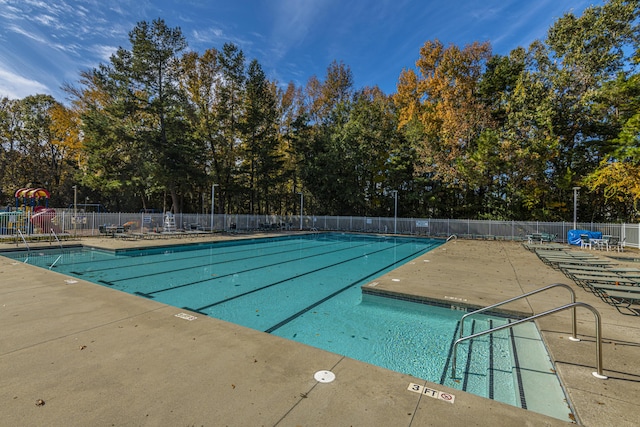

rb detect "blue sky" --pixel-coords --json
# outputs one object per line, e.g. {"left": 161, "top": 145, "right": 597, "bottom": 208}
{"left": 0, "top": 0, "right": 594, "bottom": 103}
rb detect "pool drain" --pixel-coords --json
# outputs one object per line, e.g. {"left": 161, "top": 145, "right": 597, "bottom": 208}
{"left": 314, "top": 370, "right": 335, "bottom": 383}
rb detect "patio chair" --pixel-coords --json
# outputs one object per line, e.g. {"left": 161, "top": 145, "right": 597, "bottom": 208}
{"left": 540, "top": 233, "right": 557, "bottom": 243}
{"left": 608, "top": 236, "right": 625, "bottom": 252}
{"left": 593, "top": 235, "right": 609, "bottom": 251}
{"left": 580, "top": 234, "right": 592, "bottom": 249}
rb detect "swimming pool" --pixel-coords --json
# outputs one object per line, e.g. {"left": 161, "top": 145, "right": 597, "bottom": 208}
{"left": 1, "top": 233, "right": 572, "bottom": 421}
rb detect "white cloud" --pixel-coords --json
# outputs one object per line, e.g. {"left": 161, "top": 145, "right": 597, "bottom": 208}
{"left": 33, "top": 13, "right": 63, "bottom": 29}
{"left": 92, "top": 44, "right": 119, "bottom": 62}
{"left": 192, "top": 28, "right": 224, "bottom": 44}
{"left": 6, "top": 24, "right": 48, "bottom": 44}
{"left": 0, "top": 67, "right": 49, "bottom": 99}
{"left": 0, "top": 3, "right": 22, "bottom": 20}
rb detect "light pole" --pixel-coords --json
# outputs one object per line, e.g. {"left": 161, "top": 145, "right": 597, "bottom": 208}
{"left": 572, "top": 186, "right": 581, "bottom": 230}
{"left": 72, "top": 185, "right": 77, "bottom": 236}
{"left": 391, "top": 190, "right": 398, "bottom": 234}
{"left": 211, "top": 183, "right": 218, "bottom": 232}
{"left": 298, "top": 192, "right": 304, "bottom": 230}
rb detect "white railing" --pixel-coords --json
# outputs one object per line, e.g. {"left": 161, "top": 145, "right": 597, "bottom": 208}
{"left": 1, "top": 210, "right": 638, "bottom": 249}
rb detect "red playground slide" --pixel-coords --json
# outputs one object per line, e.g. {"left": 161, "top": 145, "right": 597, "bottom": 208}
{"left": 31, "top": 206, "right": 61, "bottom": 233}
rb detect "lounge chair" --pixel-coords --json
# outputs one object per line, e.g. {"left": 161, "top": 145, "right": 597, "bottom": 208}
{"left": 536, "top": 250, "right": 615, "bottom": 269}
{"left": 592, "top": 286, "right": 640, "bottom": 315}
{"left": 570, "top": 274, "right": 638, "bottom": 289}
{"left": 563, "top": 268, "right": 623, "bottom": 280}
{"left": 558, "top": 264, "right": 639, "bottom": 273}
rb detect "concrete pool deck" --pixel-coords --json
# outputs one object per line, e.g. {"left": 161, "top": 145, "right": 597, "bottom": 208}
{"left": 1, "top": 234, "right": 639, "bottom": 426}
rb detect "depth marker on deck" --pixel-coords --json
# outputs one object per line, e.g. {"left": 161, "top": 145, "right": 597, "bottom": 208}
{"left": 407, "top": 383, "right": 455, "bottom": 403}
{"left": 175, "top": 312, "right": 197, "bottom": 321}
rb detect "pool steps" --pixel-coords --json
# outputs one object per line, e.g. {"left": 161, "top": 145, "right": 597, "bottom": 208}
{"left": 512, "top": 322, "right": 572, "bottom": 420}
{"left": 441, "top": 289, "right": 608, "bottom": 423}
{"left": 441, "top": 318, "right": 573, "bottom": 422}
{"left": 491, "top": 321, "right": 519, "bottom": 406}
{"left": 442, "top": 317, "right": 519, "bottom": 407}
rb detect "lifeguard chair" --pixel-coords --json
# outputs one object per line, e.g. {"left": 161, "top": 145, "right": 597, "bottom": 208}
{"left": 163, "top": 212, "right": 176, "bottom": 232}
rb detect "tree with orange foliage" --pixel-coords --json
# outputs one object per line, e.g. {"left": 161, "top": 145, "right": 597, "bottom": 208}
{"left": 395, "top": 40, "right": 493, "bottom": 184}
{"left": 49, "top": 103, "right": 83, "bottom": 171}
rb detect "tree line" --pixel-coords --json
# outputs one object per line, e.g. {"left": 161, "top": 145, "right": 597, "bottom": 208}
{"left": 1, "top": 0, "right": 638, "bottom": 221}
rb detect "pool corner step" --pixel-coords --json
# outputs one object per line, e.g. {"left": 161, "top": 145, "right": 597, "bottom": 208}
{"left": 510, "top": 322, "right": 573, "bottom": 422}
{"left": 441, "top": 318, "right": 518, "bottom": 406}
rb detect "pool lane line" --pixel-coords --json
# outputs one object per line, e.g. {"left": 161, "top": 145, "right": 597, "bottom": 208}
{"left": 489, "top": 319, "right": 495, "bottom": 400}
{"left": 64, "top": 238, "right": 334, "bottom": 274}
{"left": 123, "top": 240, "right": 378, "bottom": 294}
{"left": 261, "top": 244, "right": 433, "bottom": 333}
{"left": 12, "top": 235, "right": 433, "bottom": 275}
{"left": 462, "top": 320, "right": 476, "bottom": 392}
{"left": 255, "top": 244, "right": 436, "bottom": 333}
{"left": 185, "top": 241, "right": 441, "bottom": 313}
{"left": 191, "top": 239, "right": 440, "bottom": 302}
{"left": 96, "top": 238, "right": 324, "bottom": 268}
{"left": 136, "top": 240, "right": 390, "bottom": 298}
{"left": 64, "top": 233, "right": 385, "bottom": 271}
{"left": 73, "top": 239, "right": 350, "bottom": 281}
{"left": 439, "top": 321, "right": 462, "bottom": 385}
{"left": 509, "top": 323, "right": 527, "bottom": 410}
{"left": 38, "top": 234, "right": 430, "bottom": 273}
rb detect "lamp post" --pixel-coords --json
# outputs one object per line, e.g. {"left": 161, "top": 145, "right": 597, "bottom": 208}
{"left": 72, "top": 185, "right": 77, "bottom": 236}
{"left": 572, "top": 186, "right": 581, "bottom": 230}
{"left": 211, "top": 183, "right": 218, "bottom": 232}
{"left": 298, "top": 192, "right": 304, "bottom": 230}
{"left": 391, "top": 190, "right": 398, "bottom": 234}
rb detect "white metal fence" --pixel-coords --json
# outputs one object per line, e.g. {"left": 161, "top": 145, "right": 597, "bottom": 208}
{"left": 1, "top": 209, "right": 639, "bottom": 249}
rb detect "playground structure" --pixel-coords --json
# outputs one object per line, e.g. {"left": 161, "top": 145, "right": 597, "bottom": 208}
{"left": 0, "top": 188, "right": 60, "bottom": 235}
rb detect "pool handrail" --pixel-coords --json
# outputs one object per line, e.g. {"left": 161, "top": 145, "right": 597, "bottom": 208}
{"left": 49, "top": 254, "right": 62, "bottom": 270}
{"left": 451, "top": 301, "right": 607, "bottom": 379}
{"left": 17, "top": 229, "right": 30, "bottom": 262}
{"left": 459, "top": 283, "right": 578, "bottom": 341}
{"left": 48, "top": 228, "right": 64, "bottom": 269}
{"left": 50, "top": 228, "right": 63, "bottom": 250}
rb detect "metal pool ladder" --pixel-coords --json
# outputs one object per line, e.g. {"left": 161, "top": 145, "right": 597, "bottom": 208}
{"left": 451, "top": 283, "right": 607, "bottom": 380}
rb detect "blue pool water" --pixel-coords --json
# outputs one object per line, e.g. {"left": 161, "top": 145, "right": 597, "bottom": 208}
{"left": 1, "top": 233, "right": 572, "bottom": 421}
